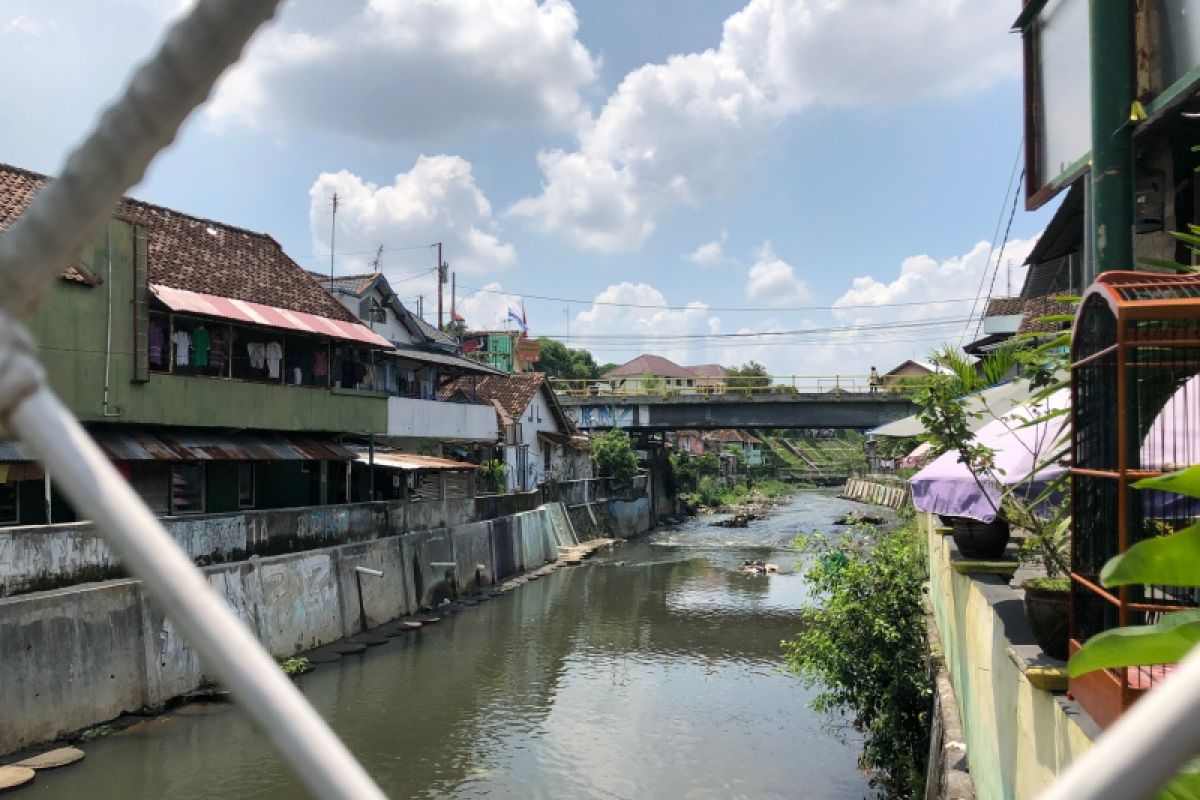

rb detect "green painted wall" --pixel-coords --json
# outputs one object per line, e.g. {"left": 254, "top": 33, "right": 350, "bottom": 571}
{"left": 26, "top": 220, "right": 386, "bottom": 435}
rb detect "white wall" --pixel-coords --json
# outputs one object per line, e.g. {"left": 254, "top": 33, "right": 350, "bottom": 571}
{"left": 502, "top": 388, "right": 579, "bottom": 491}
{"left": 386, "top": 396, "right": 497, "bottom": 443}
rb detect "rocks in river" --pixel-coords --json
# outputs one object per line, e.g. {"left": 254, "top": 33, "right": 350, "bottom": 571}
{"left": 715, "top": 512, "right": 765, "bottom": 528}
{"left": 833, "top": 511, "right": 885, "bottom": 526}
{"left": 738, "top": 559, "right": 779, "bottom": 575}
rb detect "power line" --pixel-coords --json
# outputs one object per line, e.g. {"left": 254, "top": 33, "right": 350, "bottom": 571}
{"left": 973, "top": 169, "right": 1025, "bottom": 341}
{"left": 293, "top": 243, "right": 437, "bottom": 261}
{"left": 961, "top": 138, "right": 1024, "bottom": 344}
{"left": 546, "top": 314, "right": 971, "bottom": 342}
{"left": 456, "top": 282, "right": 977, "bottom": 313}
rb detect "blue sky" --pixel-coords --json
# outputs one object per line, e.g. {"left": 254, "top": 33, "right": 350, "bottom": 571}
{"left": 0, "top": 0, "right": 1060, "bottom": 376}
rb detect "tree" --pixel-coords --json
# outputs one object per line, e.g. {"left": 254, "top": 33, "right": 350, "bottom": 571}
{"left": 591, "top": 429, "right": 639, "bottom": 481}
{"left": 598, "top": 362, "right": 619, "bottom": 375}
{"left": 640, "top": 372, "right": 663, "bottom": 390}
{"left": 726, "top": 361, "right": 770, "bottom": 391}
{"left": 535, "top": 338, "right": 601, "bottom": 380}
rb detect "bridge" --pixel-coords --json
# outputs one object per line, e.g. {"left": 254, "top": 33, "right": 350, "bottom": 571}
{"left": 553, "top": 376, "right": 920, "bottom": 432}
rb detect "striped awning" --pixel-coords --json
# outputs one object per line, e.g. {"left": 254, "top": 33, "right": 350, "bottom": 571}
{"left": 150, "top": 283, "right": 392, "bottom": 348}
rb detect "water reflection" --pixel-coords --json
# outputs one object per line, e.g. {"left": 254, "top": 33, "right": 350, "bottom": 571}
{"left": 30, "top": 491, "right": 881, "bottom": 800}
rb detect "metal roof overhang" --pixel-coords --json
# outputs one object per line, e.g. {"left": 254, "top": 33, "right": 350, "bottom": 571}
{"left": 149, "top": 284, "right": 393, "bottom": 348}
{"left": 351, "top": 449, "right": 479, "bottom": 471}
{"left": 389, "top": 346, "right": 505, "bottom": 375}
{"left": 91, "top": 428, "right": 356, "bottom": 461}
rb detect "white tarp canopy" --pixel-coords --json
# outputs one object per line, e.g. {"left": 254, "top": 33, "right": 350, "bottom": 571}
{"left": 871, "top": 379, "right": 1037, "bottom": 438}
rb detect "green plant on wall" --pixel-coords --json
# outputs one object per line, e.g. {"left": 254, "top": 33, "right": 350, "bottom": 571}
{"left": 591, "top": 428, "right": 639, "bottom": 481}
{"left": 479, "top": 459, "right": 508, "bottom": 493}
{"left": 783, "top": 525, "right": 932, "bottom": 798}
{"left": 1069, "top": 464, "right": 1200, "bottom": 798}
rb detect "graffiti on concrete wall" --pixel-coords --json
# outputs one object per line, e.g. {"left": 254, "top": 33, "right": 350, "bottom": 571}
{"left": 567, "top": 404, "right": 636, "bottom": 429}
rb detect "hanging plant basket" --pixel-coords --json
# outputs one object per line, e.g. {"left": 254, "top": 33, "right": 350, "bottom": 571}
{"left": 950, "top": 516, "right": 1011, "bottom": 560}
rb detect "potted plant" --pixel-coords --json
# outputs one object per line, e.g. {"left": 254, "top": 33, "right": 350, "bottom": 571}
{"left": 1012, "top": 498, "right": 1071, "bottom": 659}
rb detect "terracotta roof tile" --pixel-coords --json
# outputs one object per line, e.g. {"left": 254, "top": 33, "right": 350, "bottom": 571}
{"left": 442, "top": 372, "right": 546, "bottom": 420}
{"left": 1018, "top": 295, "right": 1077, "bottom": 334}
{"left": 686, "top": 363, "right": 728, "bottom": 378}
{"left": 984, "top": 296, "right": 1025, "bottom": 316}
{"left": 0, "top": 163, "right": 357, "bottom": 323}
{"left": 604, "top": 354, "right": 695, "bottom": 378}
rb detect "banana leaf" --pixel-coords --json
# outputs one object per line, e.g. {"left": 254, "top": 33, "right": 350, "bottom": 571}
{"left": 1134, "top": 466, "right": 1200, "bottom": 500}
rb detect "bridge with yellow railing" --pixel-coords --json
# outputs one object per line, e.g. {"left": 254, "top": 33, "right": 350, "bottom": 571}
{"left": 551, "top": 375, "right": 922, "bottom": 431}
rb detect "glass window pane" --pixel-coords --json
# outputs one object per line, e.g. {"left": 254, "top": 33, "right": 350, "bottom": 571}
{"left": 1037, "top": 0, "right": 1091, "bottom": 185}
{"left": 0, "top": 483, "right": 18, "bottom": 524}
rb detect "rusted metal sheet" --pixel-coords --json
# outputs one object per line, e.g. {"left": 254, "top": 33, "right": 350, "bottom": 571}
{"left": 352, "top": 448, "right": 477, "bottom": 471}
{"left": 150, "top": 283, "right": 393, "bottom": 348}
{"left": 90, "top": 428, "right": 355, "bottom": 461}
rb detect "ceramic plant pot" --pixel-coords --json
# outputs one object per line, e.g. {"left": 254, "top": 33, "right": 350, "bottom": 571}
{"left": 1022, "top": 583, "right": 1070, "bottom": 660}
{"left": 950, "top": 516, "right": 1011, "bottom": 560}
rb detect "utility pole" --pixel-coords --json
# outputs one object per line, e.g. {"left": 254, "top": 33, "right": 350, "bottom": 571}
{"left": 418, "top": 295, "right": 423, "bottom": 320}
{"left": 329, "top": 192, "right": 339, "bottom": 281}
{"left": 436, "top": 242, "right": 448, "bottom": 330}
{"left": 451, "top": 272, "right": 457, "bottom": 332}
{"left": 1088, "top": 1, "right": 1134, "bottom": 280}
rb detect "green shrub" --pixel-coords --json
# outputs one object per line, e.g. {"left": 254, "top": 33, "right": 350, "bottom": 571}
{"left": 783, "top": 525, "right": 931, "bottom": 797}
{"left": 591, "top": 429, "right": 639, "bottom": 481}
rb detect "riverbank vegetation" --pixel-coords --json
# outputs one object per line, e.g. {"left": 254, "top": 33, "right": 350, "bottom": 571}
{"left": 783, "top": 522, "right": 931, "bottom": 798}
{"left": 669, "top": 450, "right": 796, "bottom": 510}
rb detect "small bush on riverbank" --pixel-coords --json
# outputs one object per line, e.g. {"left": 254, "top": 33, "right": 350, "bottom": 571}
{"left": 683, "top": 476, "right": 795, "bottom": 510}
{"left": 783, "top": 523, "right": 931, "bottom": 798}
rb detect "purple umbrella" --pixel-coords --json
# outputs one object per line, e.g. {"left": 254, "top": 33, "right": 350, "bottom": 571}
{"left": 911, "top": 389, "right": 1069, "bottom": 523}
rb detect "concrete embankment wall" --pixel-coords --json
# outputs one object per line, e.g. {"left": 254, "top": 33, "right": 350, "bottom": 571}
{"left": 923, "top": 513, "right": 1095, "bottom": 799}
{"left": 840, "top": 477, "right": 909, "bottom": 509}
{"left": 0, "top": 492, "right": 547, "bottom": 598}
{"left": 0, "top": 497, "right": 650, "bottom": 755}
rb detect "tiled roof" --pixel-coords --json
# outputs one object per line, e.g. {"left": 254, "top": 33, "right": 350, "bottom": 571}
{"left": 442, "top": 372, "right": 546, "bottom": 421}
{"left": 0, "top": 163, "right": 358, "bottom": 323}
{"left": 311, "top": 271, "right": 382, "bottom": 298}
{"left": 0, "top": 164, "right": 98, "bottom": 286}
{"left": 605, "top": 354, "right": 696, "bottom": 379}
{"left": 686, "top": 363, "right": 728, "bottom": 378}
{"left": 984, "top": 296, "right": 1025, "bottom": 316}
{"left": 1018, "top": 295, "right": 1077, "bottom": 334}
{"left": 705, "top": 429, "right": 761, "bottom": 444}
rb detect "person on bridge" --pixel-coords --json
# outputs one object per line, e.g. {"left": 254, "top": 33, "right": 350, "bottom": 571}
{"left": 869, "top": 367, "right": 880, "bottom": 394}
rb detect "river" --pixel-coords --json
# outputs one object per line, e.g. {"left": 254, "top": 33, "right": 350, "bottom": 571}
{"left": 26, "top": 490, "right": 888, "bottom": 799}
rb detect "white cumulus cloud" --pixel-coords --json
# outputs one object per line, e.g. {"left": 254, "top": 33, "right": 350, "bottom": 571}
{"left": 512, "top": 0, "right": 1018, "bottom": 251}
{"left": 208, "top": 0, "right": 598, "bottom": 141}
{"left": 683, "top": 231, "right": 729, "bottom": 266}
{"left": 308, "top": 156, "right": 517, "bottom": 289}
{"left": 456, "top": 283, "right": 524, "bottom": 330}
{"left": 745, "top": 242, "right": 811, "bottom": 306}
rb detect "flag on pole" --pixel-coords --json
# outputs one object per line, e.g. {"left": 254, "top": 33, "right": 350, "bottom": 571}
{"left": 507, "top": 307, "right": 527, "bottom": 334}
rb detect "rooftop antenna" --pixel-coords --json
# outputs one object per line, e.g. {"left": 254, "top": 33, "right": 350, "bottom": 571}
{"left": 329, "top": 192, "right": 339, "bottom": 281}
{"left": 371, "top": 244, "right": 384, "bottom": 272}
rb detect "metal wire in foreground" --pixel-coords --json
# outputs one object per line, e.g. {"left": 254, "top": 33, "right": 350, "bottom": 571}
{"left": 0, "top": 0, "right": 387, "bottom": 795}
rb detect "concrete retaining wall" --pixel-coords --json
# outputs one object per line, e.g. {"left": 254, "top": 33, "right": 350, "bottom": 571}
{"left": 0, "top": 501, "right": 577, "bottom": 755}
{"left": 0, "top": 497, "right": 490, "bottom": 598}
{"left": 840, "top": 477, "right": 909, "bottom": 509}
{"left": 924, "top": 514, "right": 1095, "bottom": 799}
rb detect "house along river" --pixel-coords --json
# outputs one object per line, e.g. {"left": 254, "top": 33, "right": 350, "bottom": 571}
{"left": 28, "top": 490, "right": 889, "bottom": 799}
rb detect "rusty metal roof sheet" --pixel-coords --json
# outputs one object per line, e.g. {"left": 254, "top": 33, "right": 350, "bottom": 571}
{"left": 90, "top": 428, "right": 356, "bottom": 461}
{"left": 351, "top": 448, "right": 478, "bottom": 471}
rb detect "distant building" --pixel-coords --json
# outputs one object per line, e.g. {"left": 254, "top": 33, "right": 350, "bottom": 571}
{"left": 703, "top": 429, "right": 764, "bottom": 467}
{"left": 686, "top": 363, "right": 728, "bottom": 392}
{"left": 461, "top": 330, "right": 540, "bottom": 374}
{"left": 603, "top": 354, "right": 706, "bottom": 394}
{"left": 442, "top": 372, "right": 588, "bottom": 492}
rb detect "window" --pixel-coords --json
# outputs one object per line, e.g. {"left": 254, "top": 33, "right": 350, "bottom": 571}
{"left": 231, "top": 325, "right": 283, "bottom": 383}
{"left": 237, "top": 463, "right": 255, "bottom": 509}
{"left": 330, "top": 346, "right": 373, "bottom": 390}
{"left": 128, "top": 462, "right": 170, "bottom": 515}
{"left": 149, "top": 312, "right": 169, "bottom": 373}
{"left": 687, "top": 379, "right": 694, "bottom": 387}
{"left": 283, "top": 335, "right": 330, "bottom": 387}
{"left": 0, "top": 482, "right": 18, "bottom": 525}
{"left": 170, "top": 463, "right": 204, "bottom": 515}
{"left": 168, "top": 316, "right": 230, "bottom": 378}
{"left": 543, "top": 445, "right": 552, "bottom": 472}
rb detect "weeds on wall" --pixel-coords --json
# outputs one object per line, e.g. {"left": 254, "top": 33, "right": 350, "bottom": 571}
{"left": 783, "top": 524, "right": 931, "bottom": 798}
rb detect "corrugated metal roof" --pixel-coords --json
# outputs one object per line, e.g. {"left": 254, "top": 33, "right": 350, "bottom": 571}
{"left": 91, "top": 429, "right": 356, "bottom": 461}
{"left": 0, "top": 440, "right": 34, "bottom": 462}
{"left": 351, "top": 449, "right": 478, "bottom": 471}
{"left": 150, "top": 284, "right": 393, "bottom": 348}
{"left": 390, "top": 345, "right": 505, "bottom": 375}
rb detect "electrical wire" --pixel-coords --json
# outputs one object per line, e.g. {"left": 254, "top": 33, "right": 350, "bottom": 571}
{"left": 455, "top": 282, "right": 977, "bottom": 313}
{"left": 972, "top": 168, "right": 1025, "bottom": 341}
{"left": 960, "top": 138, "right": 1024, "bottom": 344}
